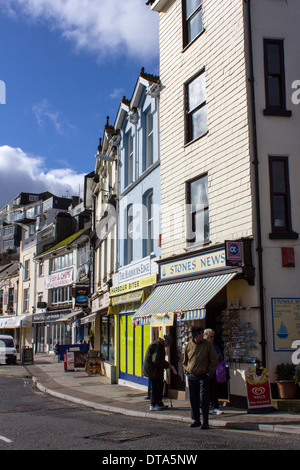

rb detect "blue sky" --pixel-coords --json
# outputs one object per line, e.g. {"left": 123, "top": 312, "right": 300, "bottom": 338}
{"left": 0, "top": 0, "right": 159, "bottom": 208}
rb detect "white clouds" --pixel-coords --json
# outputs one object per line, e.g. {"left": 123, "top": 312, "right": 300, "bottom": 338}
{"left": 0, "top": 145, "right": 84, "bottom": 208}
{"left": 2, "top": 0, "right": 159, "bottom": 62}
{"left": 110, "top": 87, "right": 126, "bottom": 99}
{"left": 32, "top": 99, "right": 77, "bottom": 136}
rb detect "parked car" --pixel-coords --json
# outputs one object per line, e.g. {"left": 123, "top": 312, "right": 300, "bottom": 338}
{"left": 0, "top": 335, "right": 17, "bottom": 365}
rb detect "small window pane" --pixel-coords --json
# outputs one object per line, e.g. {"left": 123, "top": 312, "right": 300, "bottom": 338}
{"left": 191, "top": 175, "right": 208, "bottom": 208}
{"left": 191, "top": 105, "right": 207, "bottom": 141}
{"left": 186, "top": 0, "right": 202, "bottom": 18}
{"left": 267, "top": 77, "right": 281, "bottom": 107}
{"left": 271, "top": 160, "right": 286, "bottom": 193}
{"left": 273, "top": 195, "right": 286, "bottom": 228}
{"left": 187, "top": 174, "right": 209, "bottom": 244}
{"left": 188, "top": 74, "right": 206, "bottom": 112}
{"left": 188, "top": 10, "right": 203, "bottom": 43}
{"left": 266, "top": 43, "right": 281, "bottom": 74}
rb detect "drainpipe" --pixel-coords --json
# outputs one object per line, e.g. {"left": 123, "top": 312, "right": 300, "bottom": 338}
{"left": 246, "top": 0, "right": 267, "bottom": 366}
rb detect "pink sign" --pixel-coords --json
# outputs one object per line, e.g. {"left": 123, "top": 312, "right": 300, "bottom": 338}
{"left": 45, "top": 268, "right": 73, "bottom": 289}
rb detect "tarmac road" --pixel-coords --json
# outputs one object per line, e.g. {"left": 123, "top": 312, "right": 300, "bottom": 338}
{"left": 1, "top": 374, "right": 300, "bottom": 452}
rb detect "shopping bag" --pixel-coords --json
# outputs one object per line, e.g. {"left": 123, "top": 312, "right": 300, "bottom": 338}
{"left": 216, "top": 359, "right": 227, "bottom": 383}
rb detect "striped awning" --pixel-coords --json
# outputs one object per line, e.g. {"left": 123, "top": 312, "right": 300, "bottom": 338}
{"left": 132, "top": 272, "right": 237, "bottom": 325}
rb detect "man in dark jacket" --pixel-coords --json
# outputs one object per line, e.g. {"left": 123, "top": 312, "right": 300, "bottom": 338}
{"left": 183, "top": 326, "right": 219, "bottom": 429}
{"left": 143, "top": 335, "right": 174, "bottom": 411}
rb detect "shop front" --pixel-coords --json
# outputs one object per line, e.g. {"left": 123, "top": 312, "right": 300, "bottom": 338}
{"left": 0, "top": 314, "right": 33, "bottom": 352}
{"left": 110, "top": 273, "right": 157, "bottom": 389}
{"left": 132, "top": 241, "right": 259, "bottom": 406}
{"left": 87, "top": 290, "right": 117, "bottom": 382}
{"left": 33, "top": 310, "right": 73, "bottom": 353}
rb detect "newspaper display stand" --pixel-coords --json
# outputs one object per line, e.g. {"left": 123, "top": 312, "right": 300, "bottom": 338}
{"left": 85, "top": 351, "right": 103, "bottom": 376}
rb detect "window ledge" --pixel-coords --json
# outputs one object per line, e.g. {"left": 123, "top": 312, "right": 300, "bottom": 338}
{"left": 269, "top": 231, "right": 298, "bottom": 240}
{"left": 184, "top": 240, "right": 210, "bottom": 252}
{"left": 182, "top": 29, "right": 205, "bottom": 53}
{"left": 184, "top": 131, "right": 209, "bottom": 148}
{"left": 263, "top": 108, "right": 292, "bottom": 117}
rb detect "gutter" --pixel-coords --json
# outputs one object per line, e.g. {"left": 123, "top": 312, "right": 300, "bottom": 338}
{"left": 245, "top": 0, "right": 267, "bottom": 366}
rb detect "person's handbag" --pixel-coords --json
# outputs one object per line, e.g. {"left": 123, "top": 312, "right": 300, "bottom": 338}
{"left": 216, "top": 359, "right": 227, "bottom": 383}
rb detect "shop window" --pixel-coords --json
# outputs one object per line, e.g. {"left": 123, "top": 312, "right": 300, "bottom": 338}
{"left": 269, "top": 157, "right": 298, "bottom": 239}
{"left": 144, "top": 190, "right": 154, "bottom": 256}
{"left": 126, "top": 205, "right": 134, "bottom": 264}
{"left": 3, "top": 239, "right": 14, "bottom": 250}
{"left": 24, "top": 260, "right": 30, "bottom": 280}
{"left": 50, "top": 286, "right": 72, "bottom": 306}
{"left": 263, "top": 39, "right": 291, "bottom": 117}
{"left": 182, "top": 0, "right": 204, "bottom": 49}
{"left": 145, "top": 111, "right": 154, "bottom": 169}
{"left": 8, "top": 288, "right": 14, "bottom": 310}
{"left": 100, "top": 315, "right": 115, "bottom": 363}
{"left": 38, "top": 261, "right": 44, "bottom": 277}
{"left": 50, "top": 253, "right": 73, "bottom": 272}
{"left": 23, "top": 288, "right": 29, "bottom": 312}
{"left": 126, "top": 130, "right": 134, "bottom": 186}
{"left": 186, "top": 173, "right": 209, "bottom": 245}
{"left": 185, "top": 70, "right": 207, "bottom": 144}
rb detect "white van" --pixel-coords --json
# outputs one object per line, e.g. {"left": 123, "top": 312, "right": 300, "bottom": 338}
{"left": 0, "top": 335, "right": 17, "bottom": 365}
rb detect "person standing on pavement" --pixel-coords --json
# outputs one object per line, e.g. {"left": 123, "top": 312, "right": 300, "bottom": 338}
{"left": 183, "top": 326, "right": 219, "bottom": 429}
{"left": 53, "top": 340, "right": 61, "bottom": 362}
{"left": 204, "top": 328, "right": 224, "bottom": 415}
{"left": 143, "top": 334, "right": 176, "bottom": 411}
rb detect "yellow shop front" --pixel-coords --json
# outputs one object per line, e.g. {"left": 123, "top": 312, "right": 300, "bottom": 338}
{"left": 109, "top": 275, "right": 156, "bottom": 389}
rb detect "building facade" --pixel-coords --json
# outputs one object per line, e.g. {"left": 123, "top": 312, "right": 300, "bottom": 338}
{"left": 0, "top": 192, "right": 74, "bottom": 351}
{"left": 85, "top": 70, "right": 162, "bottom": 386}
{"left": 139, "top": 0, "right": 300, "bottom": 405}
{"left": 33, "top": 226, "right": 91, "bottom": 353}
{"left": 87, "top": 120, "right": 119, "bottom": 383}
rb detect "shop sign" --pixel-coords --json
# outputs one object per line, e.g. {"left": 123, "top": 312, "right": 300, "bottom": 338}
{"left": 74, "top": 285, "right": 89, "bottom": 308}
{"left": 225, "top": 241, "right": 243, "bottom": 266}
{"left": 45, "top": 268, "right": 73, "bottom": 289}
{"left": 245, "top": 365, "right": 272, "bottom": 409}
{"left": 149, "top": 313, "right": 174, "bottom": 327}
{"left": 91, "top": 292, "right": 110, "bottom": 313}
{"left": 110, "top": 274, "right": 156, "bottom": 296}
{"left": 160, "top": 249, "right": 226, "bottom": 280}
{"left": 110, "top": 290, "right": 144, "bottom": 306}
{"left": 117, "top": 258, "right": 152, "bottom": 283}
{"left": 32, "top": 311, "right": 71, "bottom": 323}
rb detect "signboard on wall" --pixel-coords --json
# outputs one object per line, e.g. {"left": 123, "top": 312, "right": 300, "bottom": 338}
{"left": 160, "top": 249, "right": 226, "bottom": 280}
{"left": 45, "top": 268, "right": 73, "bottom": 289}
{"left": 74, "top": 285, "right": 89, "bottom": 308}
{"left": 225, "top": 241, "right": 243, "bottom": 266}
{"left": 271, "top": 298, "right": 300, "bottom": 351}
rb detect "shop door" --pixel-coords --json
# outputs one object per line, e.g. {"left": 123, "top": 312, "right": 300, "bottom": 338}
{"left": 119, "top": 313, "right": 150, "bottom": 386}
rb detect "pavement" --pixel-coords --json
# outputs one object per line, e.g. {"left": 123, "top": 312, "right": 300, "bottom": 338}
{"left": 1, "top": 354, "right": 300, "bottom": 435}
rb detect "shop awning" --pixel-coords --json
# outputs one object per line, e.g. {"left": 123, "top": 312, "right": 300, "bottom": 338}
{"left": 110, "top": 289, "right": 146, "bottom": 307}
{"left": 81, "top": 313, "right": 97, "bottom": 325}
{"left": 0, "top": 314, "right": 32, "bottom": 329}
{"left": 55, "top": 310, "right": 83, "bottom": 323}
{"left": 132, "top": 272, "right": 237, "bottom": 325}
